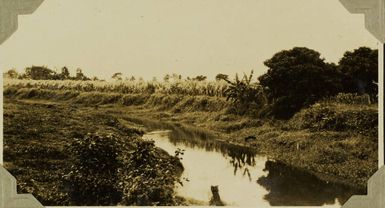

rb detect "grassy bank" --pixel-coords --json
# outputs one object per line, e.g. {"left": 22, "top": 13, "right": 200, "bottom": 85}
{"left": 4, "top": 86, "right": 229, "bottom": 112}
{"left": 3, "top": 98, "right": 185, "bottom": 206}
{"left": 115, "top": 102, "right": 378, "bottom": 189}
{"left": 3, "top": 86, "right": 378, "bottom": 191}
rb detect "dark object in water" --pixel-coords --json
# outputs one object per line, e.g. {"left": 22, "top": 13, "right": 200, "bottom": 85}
{"left": 244, "top": 135, "right": 256, "bottom": 142}
{"left": 209, "top": 185, "right": 225, "bottom": 206}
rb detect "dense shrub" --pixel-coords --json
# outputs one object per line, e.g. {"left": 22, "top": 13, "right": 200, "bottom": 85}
{"left": 290, "top": 103, "right": 378, "bottom": 136}
{"left": 63, "top": 133, "right": 125, "bottom": 206}
{"left": 63, "top": 132, "right": 183, "bottom": 206}
{"left": 120, "top": 140, "right": 183, "bottom": 206}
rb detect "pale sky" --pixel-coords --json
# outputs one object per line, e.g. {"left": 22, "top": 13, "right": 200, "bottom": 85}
{"left": 0, "top": 0, "right": 379, "bottom": 80}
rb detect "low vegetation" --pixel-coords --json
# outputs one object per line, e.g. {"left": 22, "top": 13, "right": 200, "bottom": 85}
{"left": 289, "top": 100, "right": 378, "bottom": 137}
{"left": 3, "top": 100, "right": 184, "bottom": 206}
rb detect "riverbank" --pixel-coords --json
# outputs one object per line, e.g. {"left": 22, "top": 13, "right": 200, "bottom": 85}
{"left": 3, "top": 98, "right": 185, "bottom": 206}
{"left": 3, "top": 87, "right": 378, "bottom": 191}
{"left": 109, "top": 102, "right": 378, "bottom": 191}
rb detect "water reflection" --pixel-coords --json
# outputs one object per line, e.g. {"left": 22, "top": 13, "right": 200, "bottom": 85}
{"left": 256, "top": 160, "right": 364, "bottom": 206}
{"left": 124, "top": 116, "right": 258, "bottom": 170}
{"left": 125, "top": 116, "right": 363, "bottom": 206}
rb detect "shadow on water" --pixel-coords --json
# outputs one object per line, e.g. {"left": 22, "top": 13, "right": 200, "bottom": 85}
{"left": 257, "top": 160, "right": 364, "bottom": 206}
{"left": 123, "top": 116, "right": 364, "bottom": 206}
{"left": 123, "top": 116, "right": 258, "bottom": 170}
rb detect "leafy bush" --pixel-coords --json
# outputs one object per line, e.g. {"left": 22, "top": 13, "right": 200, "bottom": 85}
{"left": 63, "top": 132, "right": 183, "bottom": 206}
{"left": 223, "top": 70, "right": 266, "bottom": 115}
{"left": 290, "top": 103, "right": 378, "bottom": 136}
{"left": 64, "top": 133, "right": 125, "bottom": 206}
{"left": 120, "top": 140, "right": 183, "bottom": 206}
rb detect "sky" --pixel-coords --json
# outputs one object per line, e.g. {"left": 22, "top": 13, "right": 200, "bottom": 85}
{"left": 0, "top": 0, "right": 379, "bottom": 80}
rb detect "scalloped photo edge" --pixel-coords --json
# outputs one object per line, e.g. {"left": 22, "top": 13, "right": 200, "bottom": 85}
{"left": 0, "top": 0, "right": 383, "bottom": 208}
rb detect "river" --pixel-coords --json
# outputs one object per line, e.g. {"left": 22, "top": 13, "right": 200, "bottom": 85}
{"left": 130, "top": 118, "right": 360, "bottom": 207}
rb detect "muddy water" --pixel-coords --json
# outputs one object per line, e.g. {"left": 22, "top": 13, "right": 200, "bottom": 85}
{"left": 132, "top": 118, "right": 360, "bottom": 207}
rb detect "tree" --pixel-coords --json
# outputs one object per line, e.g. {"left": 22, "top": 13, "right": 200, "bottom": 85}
{"left": 111, "top": 72, "right": 123, "bottom": 81}
{"left": 75, "top": 68, "right": 90, "bottom": 80}
{"left": 258, "top": 47, "right": 343, "bottom": 119}
{"left": 215, "top": 73, "right": 228, "bottom": 81}
{"left": 60, "top": 67, "right": 71, "bottom": 80}
{"left": 4, "top": 69, "right": 19, "bottom": 79}
{"left": 24, "top": 66, "right": 56, "bottom": 80}
{"left": 338, "top": 47, "right": 378, "bottom": 100}
{"left": 193, "top": 75, "right": 207, "bottom": 81}
{"left": 171, "top": 73, "right": 182, "bottom": 81}
{"left": 163, "top": 74, "right": 170, "bottom": 82}
{"left": 129, "top": 76, "right": 136, "bottom": 81}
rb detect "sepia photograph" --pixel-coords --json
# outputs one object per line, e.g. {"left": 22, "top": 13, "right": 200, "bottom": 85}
{"left": 0, "top": 0, "right": 382, "bottom": 207}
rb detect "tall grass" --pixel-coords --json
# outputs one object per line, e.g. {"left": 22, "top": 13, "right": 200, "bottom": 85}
{"left": 4, "top": 79, "right": 229, "bottom": 97}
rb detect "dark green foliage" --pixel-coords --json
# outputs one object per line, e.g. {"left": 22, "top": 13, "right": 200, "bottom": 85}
{"left": 120, "top": 140, "right": 183, "bottom": 206}
{"left": 290, "top": 103, "right": 378, "bottom": 137}
{"left": 75, "top": 68, "right": 90, "bottom": 80}
{"left": 24, "top": 66, "right": 57, "bottom": 80}
{"left": 14, "top": 66, "right": 91, "bottom": 80}
{"left": 224, "top": 70, "right": 266, "bottom": 115}
{"left": 63, "top": 130, "right": 183, "bottom": 206}
{"left": 338, "top": 47, "right": 378, "bottom": 100}
{"left": 112, "top": 72, "right": 123, "bottom": 81}
{"left": 258, "top": 47, "right": 344, "bottom": 119}
{"left": 193, "top": 75, "right": 207, "bottom": 81}
{"left": 64, "top": 133, "right": 124, "bottom": 206}
{"left": 215, "top": 73, "right": 229, "bottom": 81}
{"left": 60, "top": 67, "right": 71, "bottom": 80}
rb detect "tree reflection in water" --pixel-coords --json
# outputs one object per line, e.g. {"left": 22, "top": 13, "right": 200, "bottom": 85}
{"left": 124, "top": 116, "right": 363, "bottom": 206}
{"left": 123, "top": 115, "right": 259, "bottom": 178}
{"left": 257, "top": 160, "right": 365, "bottom": 206}
{"left": 166, "top": 124, "right": 258, "bottom": 182}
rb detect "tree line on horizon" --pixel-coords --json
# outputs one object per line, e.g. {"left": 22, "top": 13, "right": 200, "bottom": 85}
{"left": 4, "top": 66, "right": 95, "bottom": 81}
{"left": 4, "top": 46, "right": 378, "bottom": 118}
{"left": 4, "top": 66, "right": 212, "bottom": 82}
